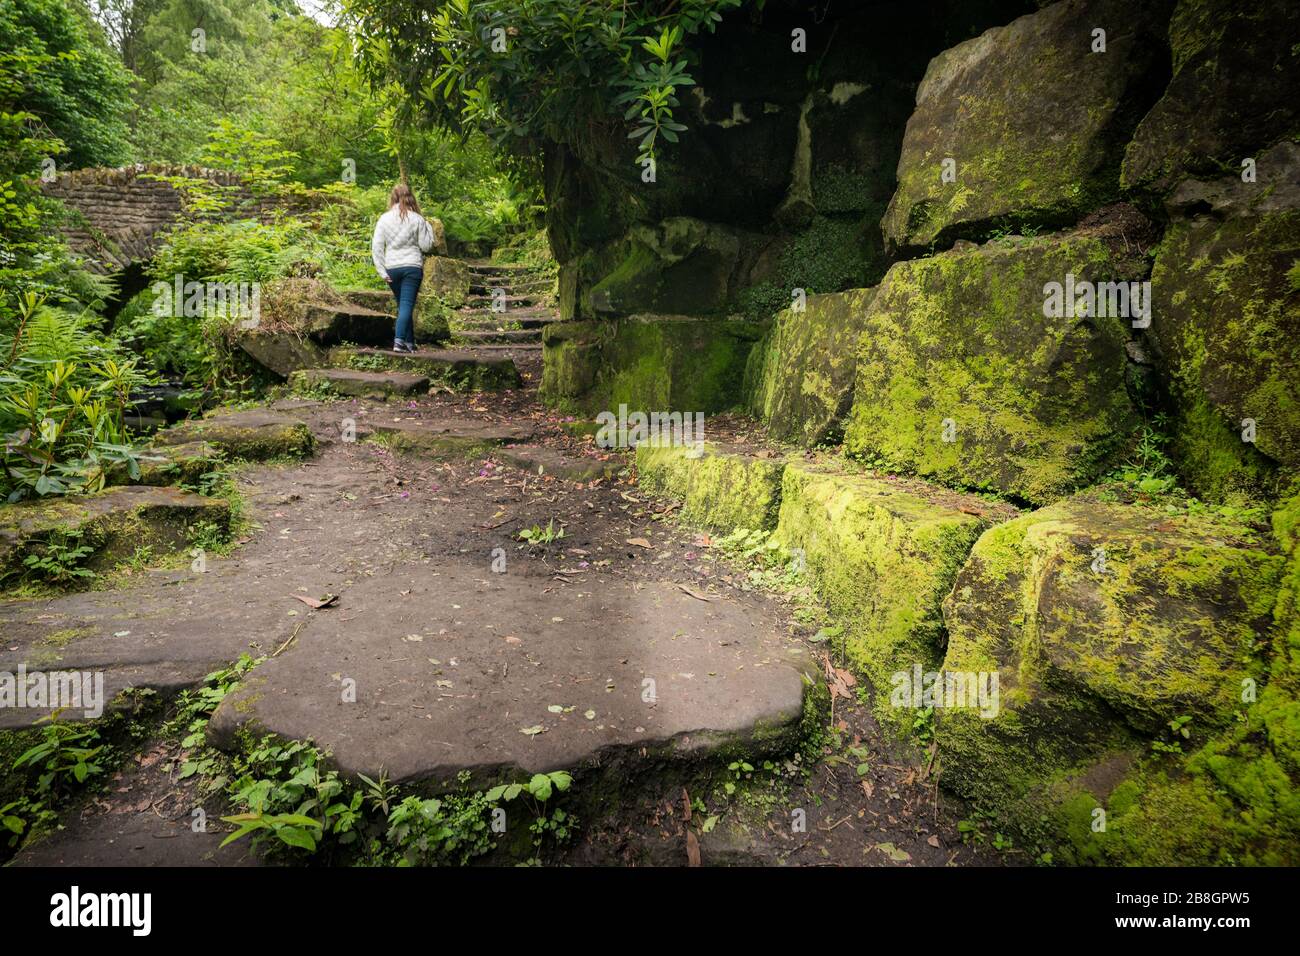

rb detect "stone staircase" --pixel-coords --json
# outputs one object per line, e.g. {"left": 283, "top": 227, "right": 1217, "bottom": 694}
{"left": 450, "top": 260, "right": 559, "bottom": 348}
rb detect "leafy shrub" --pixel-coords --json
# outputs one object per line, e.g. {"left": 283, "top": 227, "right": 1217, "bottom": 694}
{"left": 1, "top": 294, "right": 144, "bottom": 501}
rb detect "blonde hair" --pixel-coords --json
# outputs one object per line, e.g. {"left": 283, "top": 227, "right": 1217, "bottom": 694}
{"left": 388, "top": 183, "right": 421, "bottom": 220}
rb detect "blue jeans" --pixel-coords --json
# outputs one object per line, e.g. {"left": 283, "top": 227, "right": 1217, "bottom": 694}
{"left": 387, "top": 266, "right": 423, "bottom": 346}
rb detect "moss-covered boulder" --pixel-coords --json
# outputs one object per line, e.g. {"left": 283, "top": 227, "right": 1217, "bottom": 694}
{"left": 1121, "top": 0, "right": 1300, "bottom": 193}
{"left": 936, "top": 494, "right": 1286, "bottom": 859}
{"left": 423, "top": 256, "right": 469, "bottom": 309}
{"left": 745, "top": 288, "right": 876, "bottom": 447}
{"left": 329, "top": 347, "right": 521, "bottom": 392}
{"left": 843, "top": 234, "right": 1141, "bottom": 504}
{"left": 881, "top": 0, "right": 1171, "bottom": 254}
{"left": 0, "top": 485, "right": 231, "bottom": 582}
{"left": 367, "top": 418, "right": 534, "bottom": 458}
{"left": 636, "top": 441, "right": 788, "bottom": 532}
{"left": 154, "top": 410, "right": 315, "bottom": 461}
{"left": 1148, "top": 151, "right": 1300, "bottom": 503}
{"left": 773, "top": 461, "right": 1016, "bottom": 715}
{"left": 235, "top": 330, "right": 329, "bottom": 379}
{"left": 540, "top": 316, "right": 767, "bottom": 415}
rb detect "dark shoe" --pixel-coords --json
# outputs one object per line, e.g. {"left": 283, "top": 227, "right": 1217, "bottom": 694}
{"left": 392, "top": 341, "right": 411, "bottom": 353}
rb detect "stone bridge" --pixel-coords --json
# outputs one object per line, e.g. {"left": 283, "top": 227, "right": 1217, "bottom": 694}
{"left": 39, "top": 164, "right": 291, "bottom": 275}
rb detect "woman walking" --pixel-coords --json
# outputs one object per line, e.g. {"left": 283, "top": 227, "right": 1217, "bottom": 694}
{"left": 371, "top": 183, "right": 435, "bottom": 352}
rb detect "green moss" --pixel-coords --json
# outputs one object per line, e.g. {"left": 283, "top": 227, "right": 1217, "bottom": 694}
{"left": 540, "top": 316, "right": 766, "bottom": 415}
{"left": 636, "top": 442, "right": 787, "bottom": 532}
{"left": 844, "top": 236, "right": 1139, "bottom": 504}
{"left": 772, "top": 461, "right": 1009, "bottom": 733}
{"left": 1151, "top": 211, "right": 1299, "bottom": 503}
{"left": 938, "top": 492, "right": 1299, "bottom": 864}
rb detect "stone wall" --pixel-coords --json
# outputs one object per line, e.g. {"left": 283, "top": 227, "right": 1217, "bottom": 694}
{"left": 40, "top": 164, "right": 306, "bottom": 273}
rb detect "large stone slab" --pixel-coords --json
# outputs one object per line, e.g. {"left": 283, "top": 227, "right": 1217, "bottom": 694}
{"left": 113, "top": 441, "right": 221, "bottom": 488}
{"left": 1121, "top": 0, "right": 1300, "bottom": 193}
{"left": 636, "top": 441, "right": 788, "bottom": 532}
{"left": 745, "top": 288, "right": 876, "bottom": 446}
{"left": 0, "top": 485, "right": 230, "bottom": 582}
{"left": 540, "top": 315, "right": 767, "bottom": 415}
{"left": 936, "top": 495, "right": 1285, "bottom": 838}
{"left": 154, "top": 410, "right": 315, "bottom": 461}
{"left": 1148, "top": 144, "right": 1300, "bottom": 503}
{"left": 289, "top": 367, "right": 430, "bottom": 399}
{"left": 843, "top": 233, "right": 1141, "bottom": 504}
{"left": 493, "top": 445, "right": 623, "bottom": 483}
{"left": 881, "top": 0, "right": 1171, "bottom": 253}
{"left": 205, "top": 575, "right": 817, "bottom": 785}
{"left": 331, "top": 347, "right": 521, "bottom": 392}
{"left": 773, "top": 461, "right": 1014, "bottom": 708}
{"left": 368, "top": 417, "right": 535, "bottom": 457}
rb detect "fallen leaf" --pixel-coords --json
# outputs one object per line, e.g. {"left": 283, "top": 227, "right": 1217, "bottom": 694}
{"left": 626, "top": 537, "right": 652, "bottom": 549}
{"left": 686, "top": 829, "right": 701, "bottom": 867}
{"left": 291, "top": 593, "right": 339, "bottom": 609}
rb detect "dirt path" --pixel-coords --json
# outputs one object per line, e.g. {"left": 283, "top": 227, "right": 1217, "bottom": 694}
{"left": 5, "top": 375, "right": 1003, "bottom": 867}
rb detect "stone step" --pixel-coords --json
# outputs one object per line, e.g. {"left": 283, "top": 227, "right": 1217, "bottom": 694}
{"left": 465, "top": 294, "right": 544, "bottom": 308}
{"left": 204, "top": 574, "right": 817, "bottom": 787}
{"left": 455, "top": 309, "right": 560, "bottom": 325}
{"left": 0, "top": 485, "right": 232, "bottom": 583}
{"left": 110, "top": 441, "right": 222, "bottom": 488}
{"left": 451, "top": 330, "right": 542, "bottom": 345}
{"left": 465, "top": 262, "right": 531, "bottom": 276}
{"left": 366, "top": 416, "right": 536, "bottom": 456}
{"left": 469, "top": 278, "right": 553, "bottom": 295}
{"left": 339, "top": 288, "right": 395, "bottom": 315}
{"left": 154, "top": 409, "right": 316, "bottom": 460}
{"left": 494, "top": 444, "right": 624, "bottom": 482}
{"left": 303, "top": 302, "right": 393, "bottom": 347}
{"left": 289, "top": 367, "right": 430, "bottom": 399}
{"left": 330, "top": 346, "right": 522, "bottom": 392}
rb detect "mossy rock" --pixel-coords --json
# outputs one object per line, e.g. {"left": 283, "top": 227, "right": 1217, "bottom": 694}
{"left": 1121, "top": 0, "right": 1300, "bottom": 193}
{"left": 936, "top": 493, "right": 1287, "bottom": 859}
{"left": 636, "top": 441, "right": 788, "bottom": 532}
{"left": 115, "top": 441, "right": 222, "bottom": 488}
{"left": 1148, "top": 164, "right": 1300, "bottom": 503}
{"left": 154, "top": 410, "right": 315, "bottom": 461}
{"left": 843, "top": 234, "right": 1140, "bottom": 504}
{"left": 744, "top": 287, "right": 877, "bottom": 447}
{"left": 329, "top": 347, "right": 521, "bottom": 392}
{"left": 540, "top": 315, "right": 767, "bottom": 415}
{"left": 235, "top": 330, "right": 329, "bottom": 379}
{"left": 423, "top": 256, "right": 470, "bottom": 308}
{"left": 0, "top": 485, "right": 232, "bottom": 582}
{"left": 1048, "top": 491, "right": 1300, "bottom": 865}
{"left": 773, "top": 461, "right": 1015, "bottom": 724}
{"left": 881, "top": 0, "right": 1171, "bottom": 253}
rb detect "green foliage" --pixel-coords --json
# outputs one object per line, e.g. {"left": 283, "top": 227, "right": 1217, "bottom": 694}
{"left": 0, "top": 0, "right": 132, "bottom": 168}
{"left": 12, "top": 708, "right": 107, "bottom": 798}
{"left": 345, "top": 0, "right": 740, "bottom": 163}
{"left": 517, "top": 518, "right": 564, "bottom": 545}
{"left": 1, "top": 294, "right": 145, "bottom": 501}
{"left": 21, "top": 529, "right": 95, "bottom": 585}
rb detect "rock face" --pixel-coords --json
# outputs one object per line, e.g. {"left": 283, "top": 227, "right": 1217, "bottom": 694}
{"left": 936, "top": 495, "right": 1285, "bottom": 855}
{"left": 774, "top": 462, "right": 1015, "bottom": 712}
{"left": 844, "top": 233, "right": 1141, "bottom": 504}
{"left": 1121, "top": 0, "right": 1300, "bottom": 193}
{"left": 540, "top": 316, "right": 766, "bottom": 415}
{"left": 539, "top": 0, "right": 1031, "bottom": 412}
{"left": 636, "top": 441, "right": 788, "bottom": 532}
{"left": 1148, "top": 143, "right": 1300, "bottom": 502}
{"left": 745, "top": 288, "right": 877, "bottom": 446}
{"left": 882, "top": 0, "right": 1172, "bottom": 254}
